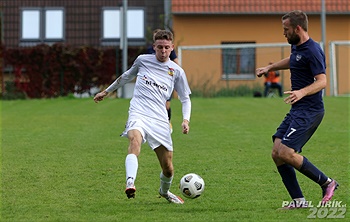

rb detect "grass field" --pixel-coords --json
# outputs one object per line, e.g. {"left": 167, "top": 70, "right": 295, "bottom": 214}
{"left": 1, "top": 97, "right": 349, "bottom": 221}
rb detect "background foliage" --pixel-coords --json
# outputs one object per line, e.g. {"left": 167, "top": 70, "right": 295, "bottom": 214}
{"left": 2, "top": 44, "right": 144, "bottom": 99}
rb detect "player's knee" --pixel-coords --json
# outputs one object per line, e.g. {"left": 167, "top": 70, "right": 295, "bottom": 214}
{"left": 129, "top": 136, "right": 141, "bottom": 146}
{"left": 271, "top": 149, "right": 279, "bottom": 161}
{"left": 277, "top": 150, "right": 293, "bottom": 163}
{"left": 128, "top": 138, "right": 141, "bottom": 155}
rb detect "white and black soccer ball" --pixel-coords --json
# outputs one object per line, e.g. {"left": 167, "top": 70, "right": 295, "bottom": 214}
{"left": 179, "top": 173, "right": 205, "bottom": 199}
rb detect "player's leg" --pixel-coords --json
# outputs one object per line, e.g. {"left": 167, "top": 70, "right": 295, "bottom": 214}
{"left": 272, "top": 138, "right": 305, "bottom": 207}
{"left": 125, "top": 129, "right": 143, "bottom": 198}
{"left": 272, "top": 114, "right": 306, "bottom": 208}
{"left": 277, "top": 143, "right": 337, "bottom": 204}
{"left": 277, "top": 111, "right": 338, "bottom": 203}
{"left": 154, "top": 146, "right": 184, "bottom": 204}
{"left": 279, "top": 146, "right": 329, "bottom": 187}
{"left": 155, "top": 145, "right": 174, "bottom": 193}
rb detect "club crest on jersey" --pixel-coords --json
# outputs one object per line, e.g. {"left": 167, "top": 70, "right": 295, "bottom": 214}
{"left": 296, "top": 54, "right": 302, "bottom": 61}
{"left": 168, "top": 67, "right": 175, "bottom": 76}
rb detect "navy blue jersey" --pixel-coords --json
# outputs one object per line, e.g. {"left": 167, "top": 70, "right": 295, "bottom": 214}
{"left": 289, "top": 38, "right": 326, "bottom": 112}
{"left": 146, "top": 45, "right": 178, "bottom": 61}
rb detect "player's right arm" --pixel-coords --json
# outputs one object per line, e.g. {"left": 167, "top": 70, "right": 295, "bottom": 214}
{"left": 93, "top": 56, "right": 140, "bottom": 103}
{"left": 93, "top": 72, "right": 135, "bottom": 103}
{"left": 93, "top": 90, "right": 108, "bottom": 103}
{"left": 256, "top": 57, "right": 290, "bottom": 77}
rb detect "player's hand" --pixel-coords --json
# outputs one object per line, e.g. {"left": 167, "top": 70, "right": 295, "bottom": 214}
{"left": 284, "top": 90, "right": 305, "bottom": 105}
{"left": 93, "top": 91, "right": 108, "bottom": 103}
{"left": 256, "top": 67, "right": 269, "bottom": 77}
{"left": 182, "top": 120, "right": 190, "bottom": 134}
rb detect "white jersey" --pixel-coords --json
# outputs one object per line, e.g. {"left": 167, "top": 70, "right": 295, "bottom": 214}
{"left": 105, "top": 54, "right": 191, "bottom": 123}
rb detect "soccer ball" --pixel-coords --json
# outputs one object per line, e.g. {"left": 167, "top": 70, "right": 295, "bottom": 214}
{"left": 179, "top": 173, "right": 205, "bottom": 199}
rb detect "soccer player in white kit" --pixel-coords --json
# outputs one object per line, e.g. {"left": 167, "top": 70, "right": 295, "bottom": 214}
{"left": 93, "top": 30, "right": 191, "bottom": 204}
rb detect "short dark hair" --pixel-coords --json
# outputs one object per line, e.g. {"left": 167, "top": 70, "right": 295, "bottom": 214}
{"left": 282, "top": 10, "right": 308, "bottom": 31}
{"left": 153, "top": 29, "right": 161, "bottom": 35}
{"left": 153, "top": 30, "right": 173, "bottom": 42}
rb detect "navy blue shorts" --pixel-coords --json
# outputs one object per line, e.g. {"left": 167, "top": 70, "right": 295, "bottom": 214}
{"left": 273, "top": 109, "right": 324, "bottom": 153}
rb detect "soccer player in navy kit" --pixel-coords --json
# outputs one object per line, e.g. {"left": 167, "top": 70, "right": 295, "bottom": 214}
{"left": 256, "top": 10, "right": 338, "bottom": 209}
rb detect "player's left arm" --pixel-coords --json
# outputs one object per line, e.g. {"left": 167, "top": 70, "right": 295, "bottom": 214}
{"left": 181, "top": 96, "right": 191, "bottom": 134}
{"left": 182, "top": 118, "right": 190, "bottom": 134}
{"left": 284, "top": 73, "right": 326, "bottom": 105}
{"left": 175, "top": 70, "right": 191, "bottom": 134}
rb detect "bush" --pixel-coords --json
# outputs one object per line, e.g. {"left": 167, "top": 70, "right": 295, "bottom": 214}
{"left": 3, "top": 44, "right": 144, "bottom": 99}
{"left": 2, "top": 81, "right": 26, "bottom": 100}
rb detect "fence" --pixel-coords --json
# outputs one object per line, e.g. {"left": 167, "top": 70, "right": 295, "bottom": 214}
{"left": 178, "top": 42, "right": 350, "bottom": 97}
{"left": 329, "top": 41, "right": 350, "bottom": 96}
{"left": 178, "top": 43, "right": 290, "bottom": 97}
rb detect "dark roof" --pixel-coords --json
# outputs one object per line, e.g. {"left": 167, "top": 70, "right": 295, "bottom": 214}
{"left": 172, "top": 0, "right": 350, "bottom": 14}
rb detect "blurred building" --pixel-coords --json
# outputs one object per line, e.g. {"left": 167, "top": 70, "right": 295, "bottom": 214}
{"left": 2, "top": 0, "right": 169, "bottom": 48}
{"left": 171, "top": 0, "right": 350, "bottom": 96}
{"left": 1, "top": 0, "right": 349, "bottom": 96}
{"left": 1, "top": 0, "right": 171, "bottom": 98}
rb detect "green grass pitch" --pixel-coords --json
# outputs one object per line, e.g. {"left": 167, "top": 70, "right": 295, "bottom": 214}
{"left": 1, "top": 97, "right": 349, "bottom": 221}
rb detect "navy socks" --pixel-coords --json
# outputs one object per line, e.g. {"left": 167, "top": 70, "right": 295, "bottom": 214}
{"left": 277, "top": 164, "right": 304, "bottom": 199}
{"left": 298, "top": 156, "right": 329, "bottom": 186}
{"left": 277, "top": 156, "right": 330, "bottom": 199}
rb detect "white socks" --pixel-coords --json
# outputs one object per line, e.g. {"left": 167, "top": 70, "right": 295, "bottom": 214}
{"left": 159, "top": 172, "right": 173, "bottom": 195}
{"left": 125, "top": 154, "right": 174, "bottom": 195}
{"left": 294, "top": 197, "right": 306, "bottom": 202}
{"left": 125, "top": 154, "right": 138, "bottom": 182}
{"left": 321, "top": 178, "right": 332, "bottom": 187}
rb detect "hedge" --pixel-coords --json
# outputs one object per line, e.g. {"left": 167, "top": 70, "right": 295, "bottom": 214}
{"left": 2, "top": 43, "right": 144, "bottom": 99}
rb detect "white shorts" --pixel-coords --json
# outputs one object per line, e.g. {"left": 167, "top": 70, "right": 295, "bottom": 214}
{"left": 121, "top": 113, "right": 173, "bottom": 151}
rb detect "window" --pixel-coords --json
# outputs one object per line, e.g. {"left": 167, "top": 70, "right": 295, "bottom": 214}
{"left": 103, "top": 9, "right": 120, "bottom": 39}
{"left": 21, "top": 8, "right": 64, "bottom": 43}
{"left": 221, "top": 42, "right": 256, "bottom": 80}
{"left": 21, "top": 9, "right": 40, "bottom": 39}
{"left": 102, "top": 7, "right": 145, "bottom": 46}
{"left": 45, "top": 10, "right": 64, "bottom": 39}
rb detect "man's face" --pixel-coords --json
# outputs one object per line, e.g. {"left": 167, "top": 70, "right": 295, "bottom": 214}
{"left": 282, "top": 18, "right": 301, "bottom": 45}
{"left": 153, "top": 39, "right": 174, "bottom": 62}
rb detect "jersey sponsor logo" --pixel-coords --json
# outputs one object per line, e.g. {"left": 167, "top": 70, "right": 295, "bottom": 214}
{"left": 143, "top": 75, "right": 168, "bottom": 92}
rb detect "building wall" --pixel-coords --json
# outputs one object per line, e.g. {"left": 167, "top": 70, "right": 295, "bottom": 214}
{"left": 173, "top": 14, "right": 350, "bottom": 95}
{"left": 1, "top": 0, "right": 169, "bottom": 98}
{"left": 2, "top": 0, "right": 166, "bottom": 48}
